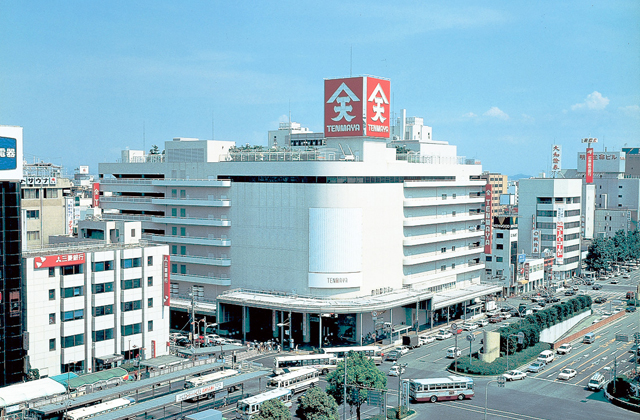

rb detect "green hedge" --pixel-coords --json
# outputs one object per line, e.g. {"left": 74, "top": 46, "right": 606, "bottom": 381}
{"left": 498, "top": 296, "right": 592, "bottom": 356}
{"left": 448, "top": 342, "right": 550, "bottom": 375}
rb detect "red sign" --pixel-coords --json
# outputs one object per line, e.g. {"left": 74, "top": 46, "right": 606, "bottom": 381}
{"left": 163, "top": 255, "right": 171, "bottom": 307}
{"left": 484, "top": 184, "right": 493, "bottom": 254}
{"left": 92, "top": 182, "right": 100, "bottom": 208}
{"left": 34, "top": 253, "right": 85, "bottom": 269}
{"left": 556, "top": 222, "right": 564, "bottom": 265}
{"left": 324, "top": 76, "right": 391, "bottom": 138}
{"left": 365, "top": 77, "right": 390, "bottom": 138}
{"left": 586, "top": 148, "right": 594, "bottom": 183}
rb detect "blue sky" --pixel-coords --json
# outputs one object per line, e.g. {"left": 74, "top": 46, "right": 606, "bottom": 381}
{"left": 1, "top": 1, "right": 639, "bottom": 177}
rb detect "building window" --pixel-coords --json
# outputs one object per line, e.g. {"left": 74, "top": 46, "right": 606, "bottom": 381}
{"left": 121, "top": 278, "right": 142, "bottom": 290}
{"left": 180, "top": 246, "right": 186, "bottom": 255}
{"left": 49, "top": 267, "right": 55, "bottom": 277}
{"left": 93, "top": 328, "right": 114, "bottom": 342}
{"left": 27, "top": 231, "right": 41, "bottom": 240}
{"left": 131, "top": 229, "right": 136, "bottom": 237}
{"left": 171, "top": 208, "right": 177, "bottom": 217}
{"left": 441, "top": 265, "right": 447, "bottom": 271}
{"left": 452, "top": 193, "right": 457, "bottom": 198}
{"left": 180, "top": 227, "right": 186, "bottom": 236}
{"left": 171, "top": 189, "right": 177, "bottom": 198}
{"left": 22, "top": 189, "right": 39, "bottom": 199}
{"left": 49, "top": 338, "right": 56, "bottom": 351}
{"left": 147, "top": 276, "right": 153, "bottom": 286}
{"left": 92, "top": 282, "right": 114, "bottom": 294}
{"left": 171, "top": 263, "right": 177, "bottom": 273}
{"left": 121, "top": 300, "right": 142, "bottom": 312}
{"left": 180, "top": 265, "right": 187, "bottom": 274}
{"left": 61, "top": 264, "right": 83, "bottom": 276}
{"left": 170, "top": 282, "right": 179, "bottom": 296}
{"left": 180, "top": 190, "right": 186, "bottom": 198}
{"left": 49, "top": 313, "right": 56, "bottom": 324}
{"left": 62, "top": 309, "right": 84, "bottom": 322}
{"left": 93, "top": 304, "right": 114, "bottom": 317}
{"left": 442, "top": 194, "right": 447, "bottom": 199}
{"left": 148, "top": 298, "right": 153, "bottom": 308}
{"left": 62, "top": 286, "right": 83, "bottom": 298}
{"left": 180, "top": 208, "right": 186, "bottom": 217}
{"left": 121, "top": 323, "right": 142, "bottom": 336}
{"left": 496, "top": 244, "right": 504, "bottom": 250}
{"left": 496, "top": 233, "right": 504, "bottom": 238}
{"left": 61, "top": 333, "right": 84, "bottom": 348}
{"left": 26, "top": 210, "right": 39, "bottom": 219}
{"left": 452, "top": 211, "right": 456, "bottom": 216}
{"left": 172, "top": 227, "right": 177, "bottom": 236}
{"left": 44, "top": 188, "right": 59, "bottom": 198}
{"left": 441, "top": 247, "right": 447, "bottom": 253}
{"left": 192, "top": 285, "right": 204, "bottom": 300}
{"left": 486, "top": 256, "right": 492, "bottom": 261}
{"left": 148, "top": 320, "right": 154, "bottom": 332}
{"left": 121, "top": 258, "right": 141, "bottom": 269}
{"left": 147, "top": 256, "right": 153, "bottom": 266}
{"left": 49, "top": 289, "right": 55, "bottom": 300}
{"left": 451, "top": 263, "right": 456, "bottom": 269}
{"left": 451, "top": 246, "right": 456, "bottom": 251}
{"left": 496, "top": 257, "right": 503, "bottom": 262}
{"left": 92, "top": 261, "right": 114, "bottom": 272}
{"left": 171, "top": 245, "right": 178, "bottom": 254}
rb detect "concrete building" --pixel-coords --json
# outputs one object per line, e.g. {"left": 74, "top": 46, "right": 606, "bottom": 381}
{"left": 481, "top": 172, "right": 508, "bottom": 217}
{"left": 594, "top": 208, "right": 633, "bottom": 238}
{"left": 98, "top": 131, "right": 500, "bottom": 347}
{"left": 0, "top": 125, "right": 26, "bottom": 386}
{"left": 518, "top": 178, "right": 583, "bottom": 282}
{"left": 267, "top": 122, "right": 322, "bottom": 149}
{"left": 22, "top": 220, "right": 170, "bottom": 377}
{"left": 21, "top": 162, "right": 74, "bottom": 248}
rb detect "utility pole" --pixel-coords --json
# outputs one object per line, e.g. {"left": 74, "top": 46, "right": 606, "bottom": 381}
{"left": 191, "top": 286, "right": 196, "bottom": 348}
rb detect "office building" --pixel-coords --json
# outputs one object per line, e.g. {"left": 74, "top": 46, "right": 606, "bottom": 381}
{"left": 0, "top": 125, "right": 26, "bottom": 386}
{"left": 22, "top": 219, "right": 170, "bottom": 377}
{"left": 481, "top": 172, "right": 508, "bottom": 217}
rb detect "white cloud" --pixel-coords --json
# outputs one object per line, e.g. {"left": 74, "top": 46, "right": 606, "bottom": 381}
{"left": 483, "top": 107, "right": 509, "bottom": 120}
{"left": 570, "top": 91, "right": 610, "bottom": 111}
{"left": 619, "top": 105, "right": 640, "bottom": 118}
{"left": 462, "top": 112, "right": 477, "bottom": 118}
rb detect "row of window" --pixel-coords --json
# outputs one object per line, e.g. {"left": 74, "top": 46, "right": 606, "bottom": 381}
{"left": 56, "top": 321, "right": 154, "bottom": 350}
{"left": 22, "top": 188, "right": 59, "bottom": 199}
{"left": 219, "top": 175, "right": 457, "bottom": 184}
{"left": 536, "top": 209, "right": 581, "bottom": 217}
{"left": 540, "top": 233, "right": 581, "bottom": 241}
{"left": 536, "top": 197, "right": 580, "bottom": 204}
{"left": 51, "top": 277, "right": 154, "bottom": 301}
{"left": 537, "top": 221, "right": 581, "bottom": 230}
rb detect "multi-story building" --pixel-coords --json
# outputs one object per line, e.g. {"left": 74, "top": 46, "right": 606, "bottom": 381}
{"left": 21, "top": 162, "right": 74, "bottom": 248}
{"left": 98, "top": 133, "right": 500, "bottom": 347}
{"left": 594, "top": 208, "right": 633, "bottom": 238}
{"left": 483, "top": 216, "right": 518, "bottom": 295}
{"left": 267, "top": 122, "right": 323, "bottom": 148}
{"left": 481, "top": 172, "right": 508, "bottom": 217}
{"left": 518, "top": 178, "right": 583, "bottom": 282}
{"left": 0, "top": 125, "right": 26, "bottom": 386}
{"left": 22, "top": 220, "right": 170, "bottom": 377}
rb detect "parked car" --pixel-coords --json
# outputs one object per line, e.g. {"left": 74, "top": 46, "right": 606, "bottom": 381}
{"left": 558, "top": 369, "right": 577, "bottom": 380}
{"left": 503, "top": 370, "right": 527, "bottom": 381}
{"left": 435, "top": 329, "right": 453, "bottom": 340}
{"left": 527, "top": 361, "right": 546, "bottom": 373}
{"left": 556, "top": 343, "right": 572, "bottom": 354}
{"left": 419, "top": 335, "right": 436, "bottom": 345}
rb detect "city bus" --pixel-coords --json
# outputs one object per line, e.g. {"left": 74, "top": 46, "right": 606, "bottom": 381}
{"left": 236, "top": 388, "right": 292, "bottom": 420}
{"left": 267, "top": 367, "right": 319, "bottom": 394}
{"left": 408, "top": 376, "right": 474, "bottom": 403}
{"left": 184, "top": 369, "right": 239, "bottom": 389}
{"left": 322, "top": 346, "right": 383, "bottom": 365}
{"left": 63, "top": 397, "right": 135, "bottom": 420}
{"left": 273, "top": 354, "right": 338, "bottom": 375}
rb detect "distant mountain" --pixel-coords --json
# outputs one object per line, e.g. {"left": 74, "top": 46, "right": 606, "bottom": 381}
{"left": 510, "top": 173, "right": 532, "bottom": 180}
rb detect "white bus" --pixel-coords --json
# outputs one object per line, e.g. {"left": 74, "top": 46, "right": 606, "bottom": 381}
{"left": 273, "top": 354, "right": 337, "bottom": 375}
{"left": 236, "top": 388, "right": 292, "bottom": 420}
{"left": 185, "top": 369, "right": 239, "bottom": 389}
{"left": 64, "top": 397, "right": 135, "bottom": 420}
{"left": 322, "top": 346, "right": 383, "bottom": 365}
{"left": 408, "top": 376, "right": 474, "bottom": 403}
{"left": 267, "top": 367, "right": 320, "bottom": 394}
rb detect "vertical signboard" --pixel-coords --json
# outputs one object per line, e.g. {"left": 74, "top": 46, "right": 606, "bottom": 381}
{"left": 65, "top": 197, "right": 74, "bottom": 235}
{"left": 551, "top": 145, "right": 562, "bottom": 172}
{"left": 163, "top": 255, "right": 171, "bottom": 307}
{"left": 556, "top": 207, "right": 564, "bottom": 265}
{"left": 151, "top": 340, "right": 156, "bottom": 358}
{"left": 585, "top": 148, "right": 594, "bottom": 184}
{"left": 324, "top": 76, "right": 390, "bottom": 138}
{"left": 484, "top": 184, "right": 493, "bottom": 254}
{"left": 92, "top": 182, "right": 100, "bottom": 208}
{"left": 524, "top": 263, "right": 530, "bottom": 281}
{"left": 532, "top": 230, "right": 541, "bottom": 255}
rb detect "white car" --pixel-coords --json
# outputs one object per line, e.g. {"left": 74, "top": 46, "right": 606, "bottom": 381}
{"left": 446, "top": 347, "right": 462, "bottom": 358}
{"left": 169, "top": 332, "right": 186, "bottom": 340}
{"left": 501, "top": 313, "right": 512, "bottom": 319}
{"left": 435, "top": 330, "right": 453, "bottom": 340}
{"left": 557, "top": 368, "right": 577, "bottom": 380}
{"left": 556, "top": 343, "right": 572, "bottom": 354}
{"left": 476, "top": 319, "right": 489, "bottom": 327}
{"left": 462, "top": 323, "right": 479, "bottom": 331}
{"left": 419, "top": 335, "right": 436, "bottom": 345}
{"left": 503, "top": 370, "right": 527, "bottom": 381}
{"left": 395, "top": 345, "right": 410, "bottom": 355}
{"left": 388, "top": 365, "right": 406, "bottom": 376}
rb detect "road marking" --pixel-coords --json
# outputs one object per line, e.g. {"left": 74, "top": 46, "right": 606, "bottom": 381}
{"left": 444, "top": 400, "right": 552, "bottom": 420}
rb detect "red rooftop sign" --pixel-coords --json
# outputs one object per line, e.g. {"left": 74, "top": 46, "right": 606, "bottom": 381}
{"left": 34, "top": 253, "right": 85, "bottom": 269}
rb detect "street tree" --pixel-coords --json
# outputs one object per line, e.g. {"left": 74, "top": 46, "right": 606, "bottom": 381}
{"left": 295, "top": 386, "right": 339, "bottom": 420}
{"left": 326, "top": 351, "right": 387, "bottom": 420}
{"left": 253, "top": 398, "right": 291, "bottom": 420}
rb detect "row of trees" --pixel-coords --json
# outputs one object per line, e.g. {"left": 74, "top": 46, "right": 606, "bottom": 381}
{"left": 584, "top": 229, "right": 640, "bottom": 272}
{"left": 498, "top": 295, "right": 592, "bottom": 355}
{"left": 254, "top": 351, "right": 387, "bottom": 420}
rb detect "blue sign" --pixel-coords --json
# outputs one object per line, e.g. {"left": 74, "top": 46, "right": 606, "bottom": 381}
{"left": 0, "top": 137, "right": 17, "bottom": 170}
{"left": 518, "top": 253, "right": 526, "bottom": 264}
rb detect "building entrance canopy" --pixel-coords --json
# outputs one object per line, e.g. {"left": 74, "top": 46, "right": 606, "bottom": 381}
{"left": 431, "top": 283, "right": 503, "bottom": 310}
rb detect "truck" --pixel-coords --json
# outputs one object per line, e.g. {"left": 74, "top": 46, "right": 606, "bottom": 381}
{"left": 485, "top": 300, "right": 497, "bottom": 313}
{"left": 402, "top": 334, "right": 421, "bottom": 349}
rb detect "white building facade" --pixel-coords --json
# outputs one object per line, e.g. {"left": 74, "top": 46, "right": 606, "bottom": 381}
{"left": 518, "top": 178, "right": 583, "bottom": 282}
{"left": 22, "top": 220, "right": 170, "bottom": 377}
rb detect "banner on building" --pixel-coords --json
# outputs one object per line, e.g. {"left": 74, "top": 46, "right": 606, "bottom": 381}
{"left": 532, "top": 230, "right": 541, "bottom": 255}
{"left": 163, "top": 255, "right": 171, "bottom": 307}
{"left": 65, "top": 197, "right": 74, "bottom": 235}
{"left": 524, "top": 263, "right": 530, "bottom": 281}
{"left": 34, "top": 253, "right": 85, "bottom": 269}
{"left": 484, "top": 184, "right": 492, "bottom": 254}
{"left": 556, "top": 207, "right": 564, "bottom": 265}
{"left": 586, "top": 148, "right": 594, "bottom": 183}
{"left": 552, "top": 145, "right": 562, "bottom": 172}
{"left": 92, "top": 182, "right": 100, "bottom": 208}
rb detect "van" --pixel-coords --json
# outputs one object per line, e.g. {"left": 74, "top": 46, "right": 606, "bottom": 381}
{"left": 446, "top": 347, "right": 462, "bottom": 358}
{"left": 583, "top": 333, "right": 596, "bottom": 344}
{"left": 537, "top": 350, "right": 555, "bottom": 364}
{"left": 587, "top": 372, "right": 606, "bottom": 391}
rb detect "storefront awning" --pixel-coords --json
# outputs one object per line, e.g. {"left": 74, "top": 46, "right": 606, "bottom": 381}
{"left": 95, "top": 353, "right": 124, "bottom": 364}
{"left": 518, "top": 280, "right": 529, "bottom": 285}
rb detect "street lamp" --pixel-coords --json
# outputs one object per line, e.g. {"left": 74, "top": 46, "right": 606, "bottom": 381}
{"left": 485, "top": 376, "right": 506, "bottom": 420}
{"left": 277, "top": 317, "right": 292, "bottom": 351}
